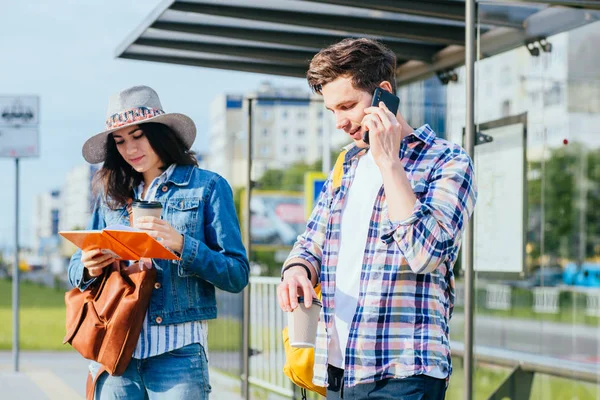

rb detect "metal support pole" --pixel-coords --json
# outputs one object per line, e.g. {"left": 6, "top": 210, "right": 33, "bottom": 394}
{"left": 577, "top": 146, "right": 587, "bottom": 267}
{"left": 242, "top": 98, "right": 253, "bottom": 400}
{"left": 464, "top": 0, "right": 476, "bottom": 399}
{"left": 13, "top": 157, "right": 20, "bottom": 372}
{"left": 321, "top": 110, "right": 331, "bottom": 174}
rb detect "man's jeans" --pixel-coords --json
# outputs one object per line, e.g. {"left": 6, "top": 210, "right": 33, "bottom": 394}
{"left": 326, "top": 365, "right": 447, "bottom": 400}
{"left": 91, "top": 343, "right": 211, "bottom": 400}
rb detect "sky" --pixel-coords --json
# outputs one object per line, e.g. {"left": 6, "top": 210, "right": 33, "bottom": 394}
{"left": 0, "top": 0, "right": 302, "bottom": 249}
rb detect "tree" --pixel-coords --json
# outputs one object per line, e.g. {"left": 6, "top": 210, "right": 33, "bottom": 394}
{"left": 527, "top": 144, "right": 600, "bottom": 265}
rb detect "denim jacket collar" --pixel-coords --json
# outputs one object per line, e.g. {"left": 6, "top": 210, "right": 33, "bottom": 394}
{"left": 167, "top": 164, "right": 195, "bottom": 186}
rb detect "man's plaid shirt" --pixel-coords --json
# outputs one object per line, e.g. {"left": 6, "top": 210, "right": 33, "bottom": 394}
{"left": 286, "top": 125, "right": 477, "bottom": 387}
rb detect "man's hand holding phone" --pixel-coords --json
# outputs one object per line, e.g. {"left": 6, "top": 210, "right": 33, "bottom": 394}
{"left": 363, "top": 89, "right": 403, "bottom": 168}
{"left": 362, "top": 88, "right": 400, "bottom": 145}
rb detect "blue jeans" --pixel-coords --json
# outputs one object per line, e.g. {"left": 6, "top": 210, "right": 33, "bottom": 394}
{"left": 326, "top": 365, "right": 447, "bottom": 400}
{"left": 91, "top": 343, "right": 211, "bottom": 400}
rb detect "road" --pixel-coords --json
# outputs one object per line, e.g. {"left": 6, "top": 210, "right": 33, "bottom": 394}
{"left": 450, "top": 313, "right": 600, "bottom": 364}
{"left": 0, "top": 351, "right": 242, "bottom": 400}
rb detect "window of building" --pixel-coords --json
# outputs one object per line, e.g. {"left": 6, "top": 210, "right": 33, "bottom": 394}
{"left": 297, "top": 129, "right": 305, "bottom": 136}
{"left": 501, "top": 99, "right": 511, "bottom": 117}
{"left": 544, "top": 83, "right": 562, "bottom": 107}
{"left": 262, "top": 128, "right": 268, "bottom": 137}
{"left": 282, "top": 110, "right": 288, "bottom": 119}
{"left": 500, "top": 66, "right": 512, "bottom": 86}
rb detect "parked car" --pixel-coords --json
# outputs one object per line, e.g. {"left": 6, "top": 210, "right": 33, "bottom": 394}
{"left": 563, "top": 263, "right": 600, "bottom": 288}
{"left": 503, "top": 267, "right": 564, "bottom": 289}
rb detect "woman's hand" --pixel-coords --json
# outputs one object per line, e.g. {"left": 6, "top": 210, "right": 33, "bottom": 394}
{"left": 81, "top": 249, "right": 116, "bottom": 278}
{"left": 134, "top": 216, "right": 184, "bottom": 254}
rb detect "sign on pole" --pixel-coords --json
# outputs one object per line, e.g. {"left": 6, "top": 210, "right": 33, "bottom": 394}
{"left": 0, "top": 127, "right": 39, "bottom": 157}
{"left": 304, "top": 172, "right": 326, "bottom": 221}
{"left": 0, "top": 96, "right": 40, "bottom": 158}
{"left": 0, "top": 96, "right": 39, "bottom": 125}
{"left": 1, "top": 95, "right": 39, "bottom": 373}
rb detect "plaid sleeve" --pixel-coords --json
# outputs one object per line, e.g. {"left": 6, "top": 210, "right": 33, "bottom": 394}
{"left": 284, "top": 174, "right": 334, "bottom": 275}
{"left": 383, "top": 150, "right": 477, "bottom": 273}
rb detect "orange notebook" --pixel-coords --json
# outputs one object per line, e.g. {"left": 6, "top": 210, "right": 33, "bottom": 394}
{"left": 60, "top": 224, "right": 180, "bottom": 261}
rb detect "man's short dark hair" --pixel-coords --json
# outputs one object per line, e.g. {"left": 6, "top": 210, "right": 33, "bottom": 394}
{"left": 307, "top": 38, "right": 397, "bottom": 95}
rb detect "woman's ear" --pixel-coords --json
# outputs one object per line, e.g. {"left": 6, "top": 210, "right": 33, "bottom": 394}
{"left": 378, "top": 81, "right": 394, "bottom": 94}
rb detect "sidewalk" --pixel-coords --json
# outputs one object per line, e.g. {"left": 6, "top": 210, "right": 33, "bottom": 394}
{"left": 0, "top": 351, "right": 242, "bottom": 400}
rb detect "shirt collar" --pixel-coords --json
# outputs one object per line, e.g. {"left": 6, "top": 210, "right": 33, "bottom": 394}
{"left": 341, "top": 124, "right": 437, "bottom": 162}
{"left": 135, "top": 163, "right": 176, "bottom": 200}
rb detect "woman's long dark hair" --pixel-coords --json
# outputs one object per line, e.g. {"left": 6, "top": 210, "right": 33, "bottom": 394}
{"left": 93, "top": 122, "right": 198, "bottom": 209}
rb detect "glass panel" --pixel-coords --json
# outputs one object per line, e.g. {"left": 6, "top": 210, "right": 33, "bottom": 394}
{"left": 397, "top": 76, "right": 448, "bottom": 138}
{"left": 443, "top": 2, "right": 600, "bottom": 399}
{"left": 439, "top": 2, "right": 600, "bottom": 398}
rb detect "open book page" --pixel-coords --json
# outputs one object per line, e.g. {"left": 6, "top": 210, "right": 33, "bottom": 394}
{"left": 103, "top": 224, "right": 139, "bottom": 232}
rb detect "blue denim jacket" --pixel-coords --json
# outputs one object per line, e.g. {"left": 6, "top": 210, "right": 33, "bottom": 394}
{"left": 67, "top": 165, "right": 250, "bottom": 325}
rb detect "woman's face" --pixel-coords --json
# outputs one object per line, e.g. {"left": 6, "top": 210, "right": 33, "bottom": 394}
{"left": 111, "top": 125, "right": 163, "bottom": 178}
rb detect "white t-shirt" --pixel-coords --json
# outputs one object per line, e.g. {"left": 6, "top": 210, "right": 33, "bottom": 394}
{"left": 328, "top": 150, "right": 382, "bottom": 368}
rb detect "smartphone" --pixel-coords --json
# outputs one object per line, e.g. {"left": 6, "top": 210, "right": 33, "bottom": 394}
{"left": 363, "top": 87, "right": 400, "bottom": 144}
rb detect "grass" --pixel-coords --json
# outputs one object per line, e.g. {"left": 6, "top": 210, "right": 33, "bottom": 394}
{"left": 207, "top": 317, "right": 242, "bottom": 351}
{"left": 447, "top": 363, "right": 599, "bottom": 400}
{"left": 0, "top": 278, "right": 245, "bottom": 352}
{"left": 0, "top": 278, "right": 71, "bottom": 351}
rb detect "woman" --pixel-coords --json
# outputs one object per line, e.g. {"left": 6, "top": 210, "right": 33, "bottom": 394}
{"left": 67, "top": 85, "right": 250, "bottom": 399}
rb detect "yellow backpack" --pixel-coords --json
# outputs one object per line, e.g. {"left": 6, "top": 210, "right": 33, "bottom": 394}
{"left": 282, "top": 151, "right": 346, "bottom": 398}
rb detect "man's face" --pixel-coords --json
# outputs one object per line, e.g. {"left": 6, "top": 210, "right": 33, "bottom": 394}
{"left": 322, "top": 76, "right": 372, "bottom": 148}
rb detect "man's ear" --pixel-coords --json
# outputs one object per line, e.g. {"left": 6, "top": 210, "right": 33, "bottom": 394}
{"left": 378, "top": 81, "right": 394, "bottom": 93}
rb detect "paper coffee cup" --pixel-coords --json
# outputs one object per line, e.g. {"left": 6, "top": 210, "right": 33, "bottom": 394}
{"left": 287, "top": 296, "right": 322, "bottom": 348}
{"left": 131, "top": 201, "right": 163, "bottom": 225}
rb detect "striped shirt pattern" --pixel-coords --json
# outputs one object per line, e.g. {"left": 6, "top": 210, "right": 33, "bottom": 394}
{"left": 286, "top": 125, "right": 477, "bottom": 387}
{"left": 132, "top": 163, "right": 208, "bottom": 359}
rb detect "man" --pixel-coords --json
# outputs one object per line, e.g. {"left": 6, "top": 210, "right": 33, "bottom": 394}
{"left": 277, "top": 38, "right": 477, "bottom": 399}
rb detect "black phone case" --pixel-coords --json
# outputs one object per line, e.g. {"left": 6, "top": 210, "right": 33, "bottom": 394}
{"left": 363, "top": 88, "right": 400, "bottom": 144}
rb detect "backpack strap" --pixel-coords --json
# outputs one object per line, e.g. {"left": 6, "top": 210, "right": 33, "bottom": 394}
{"left": 332, "top": 150, "right": 347, "bottom": 190}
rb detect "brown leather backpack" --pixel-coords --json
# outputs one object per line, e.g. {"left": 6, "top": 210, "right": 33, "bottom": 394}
{"left": 63, "top": 260, "right": 156, "bottom": 399}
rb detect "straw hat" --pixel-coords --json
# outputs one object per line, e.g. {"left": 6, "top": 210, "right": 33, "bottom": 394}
{"left": 82, "top": 85, "right": 196, "bottom": 163}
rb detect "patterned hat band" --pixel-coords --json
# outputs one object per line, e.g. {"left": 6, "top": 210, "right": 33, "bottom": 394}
{"left": 105, "top": 106, "right": 166, "bottom": 130}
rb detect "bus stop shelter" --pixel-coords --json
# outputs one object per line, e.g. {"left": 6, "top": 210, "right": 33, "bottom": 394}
{"left": 115, "top": 1, "right": 600, "bottom": 399}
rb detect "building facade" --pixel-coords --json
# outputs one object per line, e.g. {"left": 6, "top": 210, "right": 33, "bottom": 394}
{"left": 208, "top": 82, "right": 345, "bottom": 187}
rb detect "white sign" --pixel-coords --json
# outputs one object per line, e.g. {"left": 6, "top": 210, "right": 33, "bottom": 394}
{"left": 0, "top": 126, "right": 39, "bottom": 157}
{"left": 473, "top": 123, "right": 525, "bottom": 273}
{"left": 0, "top": 96, "right": 39, "bottom": 126}
{"left": 0, "top": 96, "right": 39, "bottom": 158}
